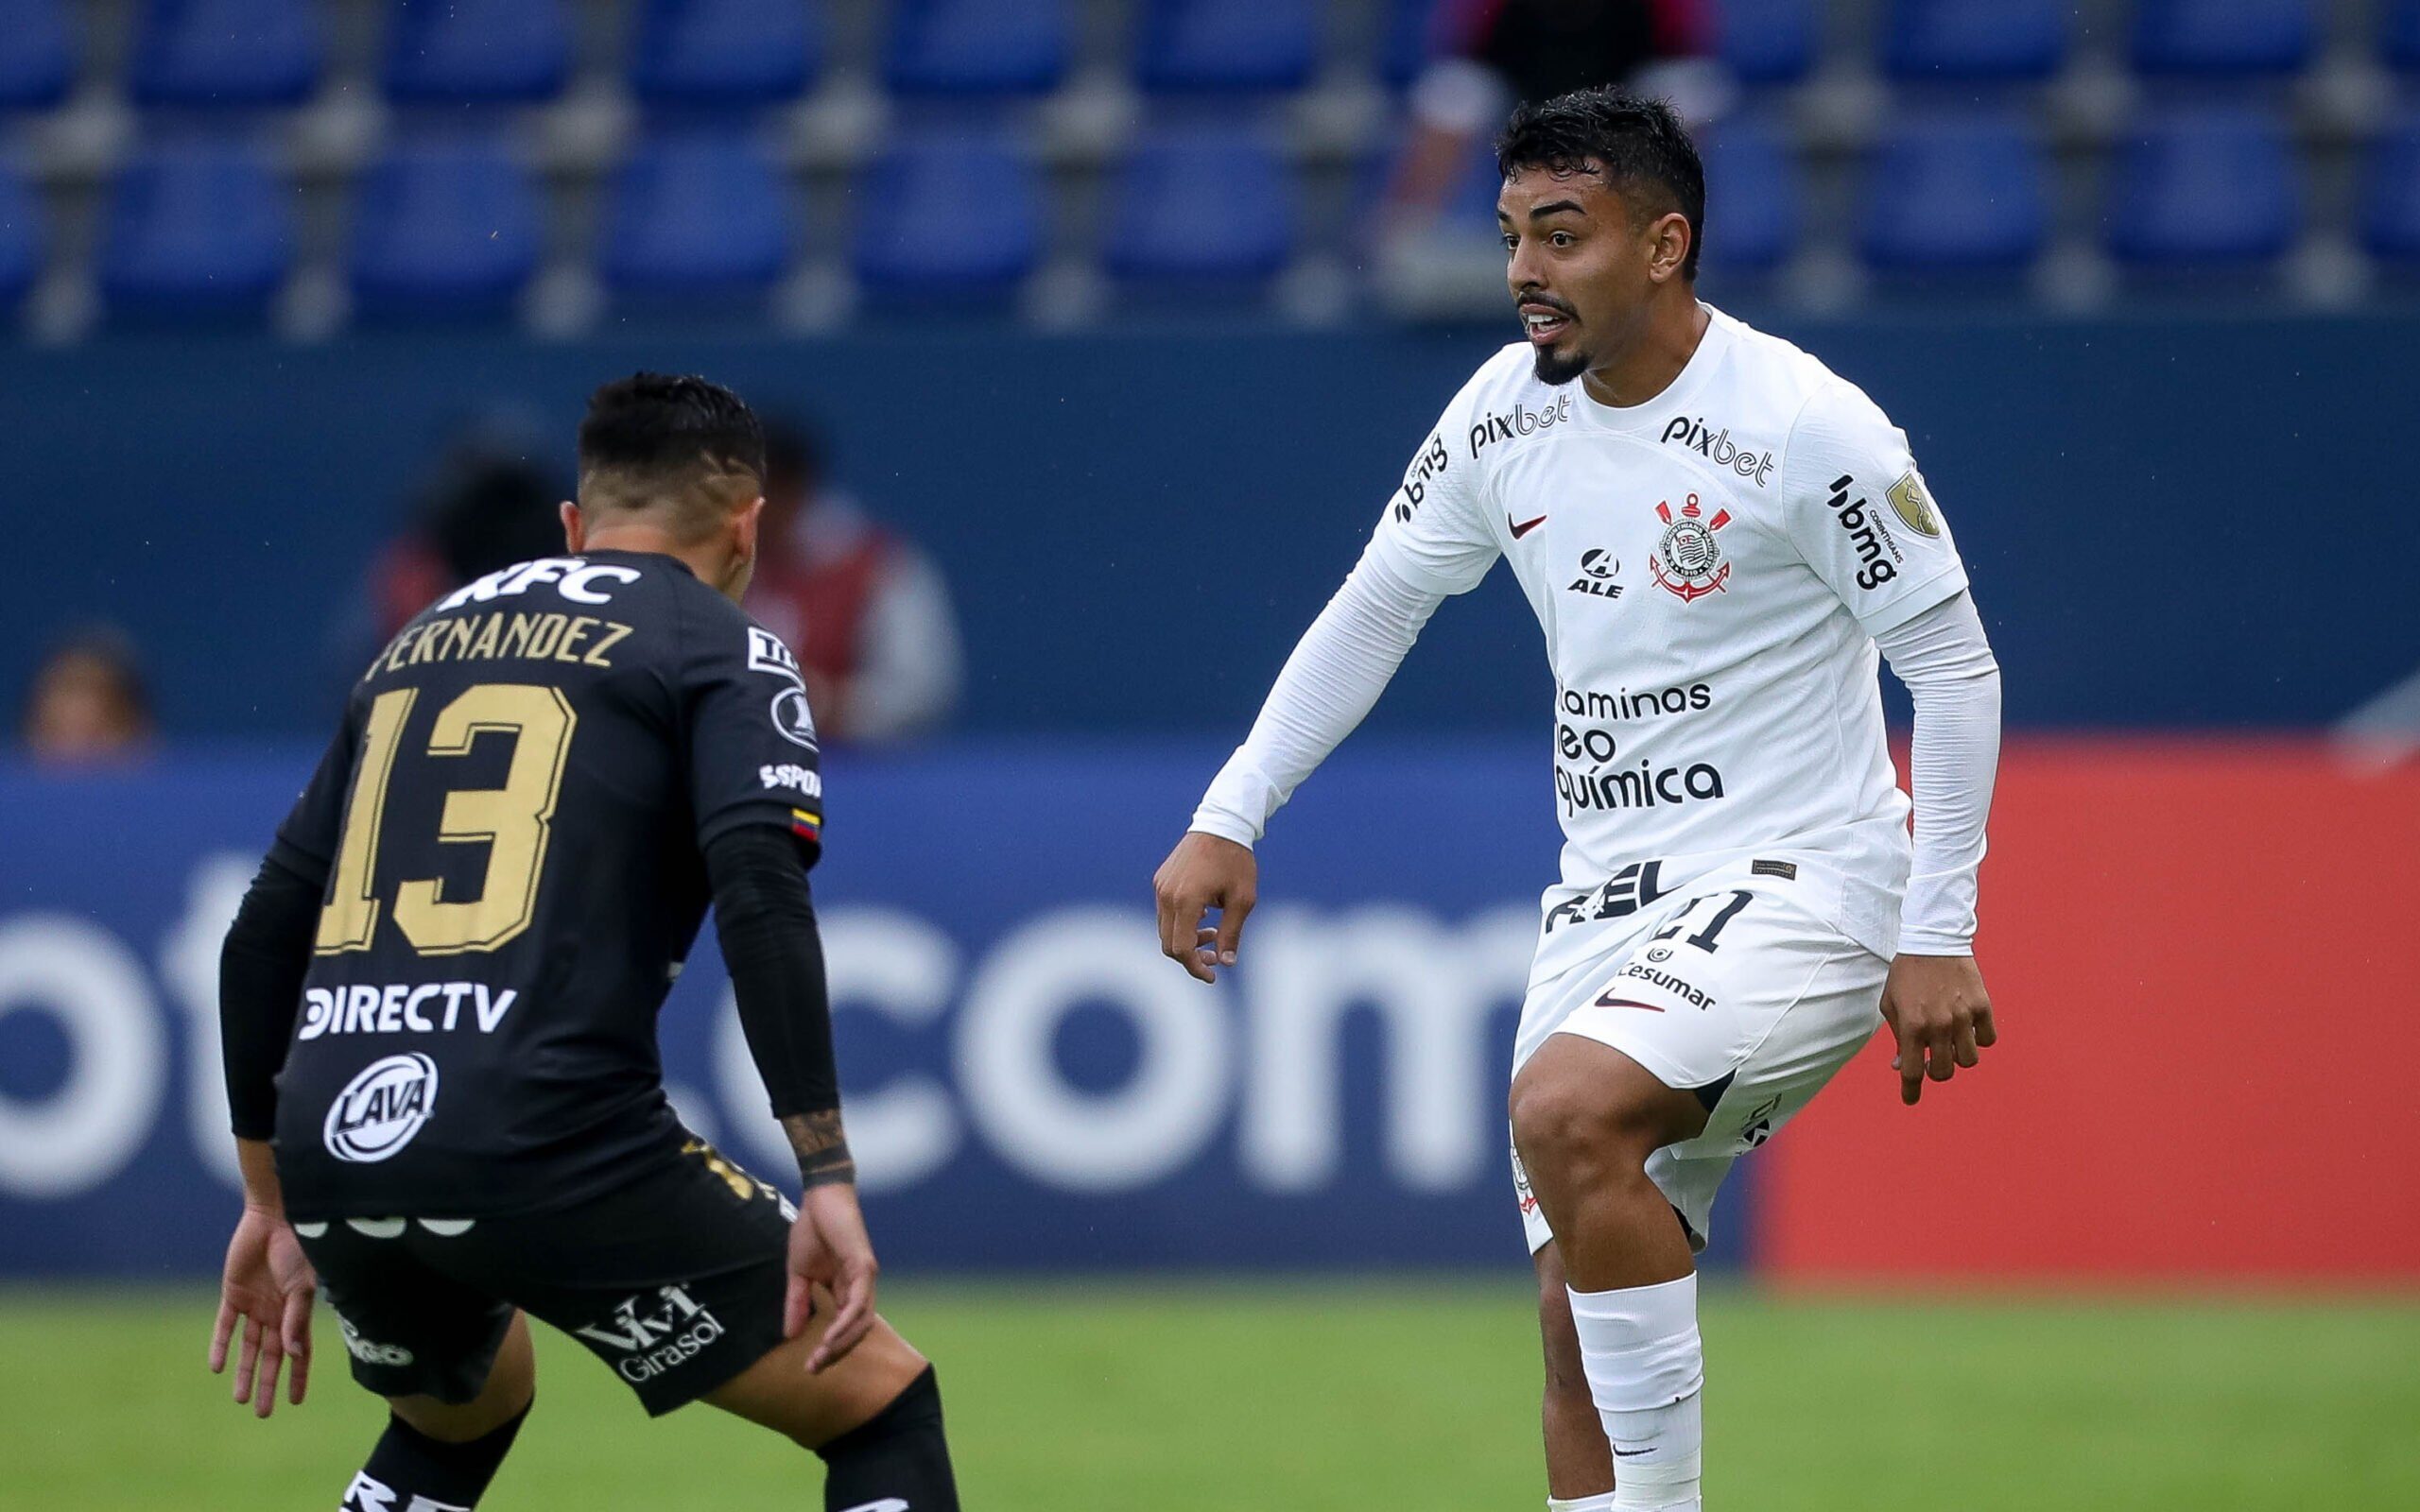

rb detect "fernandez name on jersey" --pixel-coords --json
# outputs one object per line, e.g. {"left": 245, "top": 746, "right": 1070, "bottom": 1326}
{"left": 268, "top": 550, "right": 823, "bottom": 1221}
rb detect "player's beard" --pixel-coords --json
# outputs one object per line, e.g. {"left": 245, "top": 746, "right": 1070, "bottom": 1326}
{"left": 1533, "top": 340, "right": 1590, "bottom": 386}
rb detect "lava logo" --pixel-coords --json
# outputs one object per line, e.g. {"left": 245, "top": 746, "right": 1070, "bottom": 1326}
{"left": 324, "top": 1054, "right": 438, "bottom": 1162}
{"left": 1649, "top": 494, "right": 1732, "bottom": 602}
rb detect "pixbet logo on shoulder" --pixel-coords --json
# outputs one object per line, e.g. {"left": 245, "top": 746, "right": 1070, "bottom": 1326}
{"left": 1471, "top": 392, "right": 1573, "bottom": 455}
{"left": 1660, "top": 417, "right": 1774, "bottom": 486}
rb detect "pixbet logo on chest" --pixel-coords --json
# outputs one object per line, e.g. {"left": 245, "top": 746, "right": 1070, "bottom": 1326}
{"left": 1660, "top": 417, "right": 1774, "bottom": 485}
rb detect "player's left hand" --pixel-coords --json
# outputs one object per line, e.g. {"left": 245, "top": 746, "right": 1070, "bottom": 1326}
{"left": 1880, "top": 954, "right": 1996, "bottom": 1106}
{"left": 785, "top": 1183, "right": 879, "bottom": 1374}
{"left": 209, "top": 1206, "right": 316, "bottom": 1418}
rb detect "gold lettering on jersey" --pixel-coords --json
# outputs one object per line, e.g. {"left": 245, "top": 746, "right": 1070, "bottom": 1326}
{"left": 582, "top": 622, "right": 632, "bottom": 666}
{"left": 366, "top": 611, "right": 636, "bottom": 679}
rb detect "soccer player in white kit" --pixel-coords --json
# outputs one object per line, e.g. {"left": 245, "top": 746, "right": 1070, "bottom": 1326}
{"left": 1154, "top": 90, "right": 2002, "bottom": 1511}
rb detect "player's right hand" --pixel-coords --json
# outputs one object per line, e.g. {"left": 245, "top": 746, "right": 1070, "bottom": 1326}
{"left": 1153, "top": 831, "right": 1257, "bottom": 983}
{"left": 209, "top": 1207, "right": 316, "bottom": 1419}
{"left": 786, "top": 1183, "right": 879, "bottom": 1374}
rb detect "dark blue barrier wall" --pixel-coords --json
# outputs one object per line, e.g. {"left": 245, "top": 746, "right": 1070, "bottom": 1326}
{"left": 0, "top": 742, "right": 1758, "bottom": 1278}
{"left": 5, "top": 313, "right": 2413, "bottom": 737}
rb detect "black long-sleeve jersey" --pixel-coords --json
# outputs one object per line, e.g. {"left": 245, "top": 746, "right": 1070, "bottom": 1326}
{"left": 260, "top": 550, "right": 825, "bottom": 1220}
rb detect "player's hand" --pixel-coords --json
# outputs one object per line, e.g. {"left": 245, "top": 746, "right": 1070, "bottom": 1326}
{"left": 1153, "top": 831, "right": 1257, "bottom": 983}
{"left": 785, "top": 1183, "right": 878, "bottom": 1374}
{"left": 209, "top": 1206, "right": 316, "bottom": 1418}
{"left": 1879, "top": 954, "right": 1996, "bottom": 1106}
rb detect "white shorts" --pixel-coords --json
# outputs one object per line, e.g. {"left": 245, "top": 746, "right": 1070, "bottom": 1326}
{"left": 1510, "top": 857, "right": 1888, "bottom": 1255}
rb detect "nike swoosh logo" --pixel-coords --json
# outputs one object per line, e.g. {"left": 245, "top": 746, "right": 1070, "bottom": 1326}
{"left": 1595, "top": 997, "right": 1666, "bottom": 1011}
{"left": 838, "top": 1501, "right": 910, "bottom": 1512}
{"left": 1614, "top": 1446, "right": 1653, "bottom": 1458}
{"left": 1510, "top": 513, "right": 1548, "bottom": 539}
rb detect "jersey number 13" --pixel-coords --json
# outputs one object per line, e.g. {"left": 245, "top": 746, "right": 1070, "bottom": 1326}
{"left": 314, "top": 683, "right": 578, "bottom": 957}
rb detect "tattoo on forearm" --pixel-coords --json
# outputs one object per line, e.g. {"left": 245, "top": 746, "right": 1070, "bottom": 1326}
{"left": 782, "top": 1109, "right": 855, "bottom": 1189}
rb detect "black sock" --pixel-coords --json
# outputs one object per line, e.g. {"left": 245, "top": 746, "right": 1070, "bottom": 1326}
{"left": 342, "top": 1397, "right": 531, "bottom": 1511}
{"left": 816, "top": 1366, "right": 959, "bottom": 1512}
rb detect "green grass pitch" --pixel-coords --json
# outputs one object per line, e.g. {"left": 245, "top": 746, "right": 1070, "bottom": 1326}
{"left": 4, "top": 1281, "right": 2415, "bottom": 1509}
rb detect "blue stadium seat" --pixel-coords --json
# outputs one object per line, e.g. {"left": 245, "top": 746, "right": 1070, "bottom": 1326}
{"left": 2105, "top": 107, "right": 2299, "bottom": 267}
{"left": 631, "top": 0, "right": 821, "bottom": 109}
{"left": 1860, "top": 112, "right": 2048, "bottom": 272}
{"left": 385, "top": 0, "right": 571, "bottom": 106}
{"left": 2388, "top": 0, "right": 2420, "bottom": 73}
{"left": 1720, "top": 0, "right": 1816, "bottom": 87}
{"left": 130, "top": 0, "right": 321, "bottom": 109}
{"left": 1881, "top": 0, "right": 2067, "bottom": 83}
{"left": 350, "top": 136, "right": 540, "bottom": 318}
{"left": 600, "top": 130, "right": 791, "bottom": 296}
{"left": 1379, "top": 0, "right": 1443, "bottom": 88}
{"left": 101, "top": 139, "right": 293, "bottom": 317}
{"left": 887, "top": 0, "right": 1069, "bottom": 98}
{"left": 1134, "top": 0, "right": 1318, "bottom": 94}
{"left": 0, "top": 0, "right": 74, "bottom": 113}
{"left": 2360, "top": 109, "right": 2420, "bottom": 264}
{"left": 0, "top": 158, "right": 43, "bottom": 307}
{"left": 1696, "top": 116, "right": 1797, "bottom": 276}
{"left": 2132, "top": 0, "right": 2312, "bottom": 78}
{"left": 852, "top": 132, "right": 1042, "bottom": 299}
{"left": 1104, "top": 126, "right": 1295, "bottom": 285}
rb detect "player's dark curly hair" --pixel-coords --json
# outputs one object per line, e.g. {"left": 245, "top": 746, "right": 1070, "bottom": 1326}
{"left": 577, "top": 372, "right": 768, "bottom": 533}
{"left": 1496, "top": 87, "right": 1704, "bottom": 282}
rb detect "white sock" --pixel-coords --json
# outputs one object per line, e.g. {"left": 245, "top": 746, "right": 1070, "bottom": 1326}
{"left": 1565, "top": 1271, "right": 1704, "bottom": 1512}
{"left": 1547, "top": 1494, "right": 1620, "bottom": 1512}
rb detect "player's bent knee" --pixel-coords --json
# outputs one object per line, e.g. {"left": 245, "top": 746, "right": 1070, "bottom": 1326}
{"left": 1511, "top": 1066, "right": 1652, "bottom": 1178}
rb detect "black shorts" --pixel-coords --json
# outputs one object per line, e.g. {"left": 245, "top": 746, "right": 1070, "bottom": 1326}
{"left": 293, "top": 1138, "right": 794, "bottom": 1417}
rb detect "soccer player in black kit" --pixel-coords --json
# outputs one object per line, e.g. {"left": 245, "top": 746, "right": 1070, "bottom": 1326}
{"left": 208, "top": 374, "right": 961, "bottom": 1511}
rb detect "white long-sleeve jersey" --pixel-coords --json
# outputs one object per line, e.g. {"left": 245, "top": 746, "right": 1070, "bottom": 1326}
{"left": 1193, "top": 304, "right": 2000, "bottom": 974}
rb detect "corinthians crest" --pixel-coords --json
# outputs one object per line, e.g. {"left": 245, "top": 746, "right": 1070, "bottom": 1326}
{"left": 1650, "top": 494, "right": 1733, "bottom": 602}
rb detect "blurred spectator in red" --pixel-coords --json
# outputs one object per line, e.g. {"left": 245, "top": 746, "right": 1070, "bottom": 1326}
{"left": 1386, "top": 0, "right": 1730, "bottom": 233}
{"left": 744, "top": 420, "right": 962, "bottom": 744}
{"left": 329, "top": 424, "right": 568, "bottom": 688}
{"left": 20, "top": 627, "right": 155, "bottom": 766}
{"left": 364, "top": 430, "right": 567, "bottom": 644}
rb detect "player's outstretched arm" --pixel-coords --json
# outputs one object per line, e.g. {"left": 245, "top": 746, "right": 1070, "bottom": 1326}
{"left": 211, "top": 849, "right": 327, "bottom": 1416}
{"left": 1154, "top": 832, "right": 1258, "bottom": 983}
{"left": 209, "top": 1138, "right": 317, "bottom": 1418}
{"left": 1873, "top": 592, "right": 2003, "bottom": 1105}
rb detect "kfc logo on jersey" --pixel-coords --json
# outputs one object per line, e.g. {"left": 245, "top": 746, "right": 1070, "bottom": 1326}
{"left": 1565, "top": 548, "right": 1625, "bottom": 599}
{"left": 1470, "top": 392, "right": 1572, "bottom": 455}
{"left": 1650, "top": 495, "right": 1733, "bottom": 602}
{"left": 323, "top": 1053, "right": 438, "bottom": 1162}
{"left": 1660, "top": 416, "right": 1775, "bottom": 486}
{"left": 1393, "top": 432, "right": 1450, "bottom": 522}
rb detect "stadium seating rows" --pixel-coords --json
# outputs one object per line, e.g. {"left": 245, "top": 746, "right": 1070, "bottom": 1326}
{"left": 4, "top": 0, "right": 2420, "bottom": 329}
